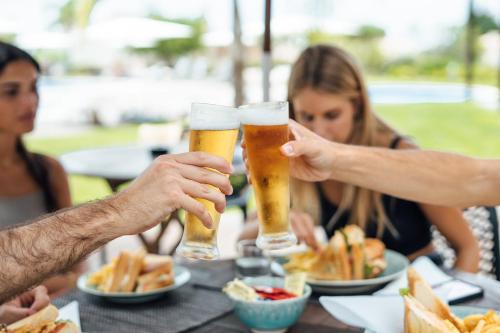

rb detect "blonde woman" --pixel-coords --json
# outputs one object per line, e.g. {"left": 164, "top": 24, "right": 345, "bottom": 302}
{"left": 240, "top": 45, "right": 479, "bottom": 272}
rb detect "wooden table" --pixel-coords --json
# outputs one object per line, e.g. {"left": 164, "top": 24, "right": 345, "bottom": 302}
{"left": 184, "top": 260, "right": 500, "bottom": 333}
{"left": 56, "top": 260, "right": 500, "bottom": 333}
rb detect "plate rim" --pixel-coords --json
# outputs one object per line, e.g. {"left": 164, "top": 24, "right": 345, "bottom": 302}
{"left": 272, "top": 249, "right": 409, "bottom": 287}
{"left": 77, "top": 265, "right": 191, "bottom": 298}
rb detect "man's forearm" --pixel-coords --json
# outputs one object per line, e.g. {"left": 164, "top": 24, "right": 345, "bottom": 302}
{"left": 0, "top": 198, "right": 122, "bottom": 303}
{"left": 333, "top": 145, "right": 500, "bottom": 207}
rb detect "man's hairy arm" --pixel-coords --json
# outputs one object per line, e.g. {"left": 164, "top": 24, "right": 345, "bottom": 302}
{"left": 0, "top": 198, "right": 122, "bottom": 303}
{"left": 334, "top": 147, "right": 500, "bottom": 207}
{"left": 0, "top": 152, "right": 233, "bottom": 303}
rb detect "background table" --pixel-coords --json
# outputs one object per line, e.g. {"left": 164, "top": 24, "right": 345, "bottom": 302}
{"left": 55, "top": 260, "right": 500, "bottom": 333}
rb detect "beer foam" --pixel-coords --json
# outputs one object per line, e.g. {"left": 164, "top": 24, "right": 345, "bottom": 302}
{"left": 238, "top": 101, "right": 289, "bottom": 125}
{"left": 190, "top": 103, "right": 240, "bottom": 130}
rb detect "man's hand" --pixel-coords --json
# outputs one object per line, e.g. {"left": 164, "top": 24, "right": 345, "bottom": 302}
{"left": 111, "top": 152, "right": 233, "bottom": 235}
{"left": 0, "top": 286, "right": 50, "bottom": 325}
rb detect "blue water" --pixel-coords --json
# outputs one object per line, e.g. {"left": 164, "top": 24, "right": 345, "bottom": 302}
{"left": 368, "top": 83, "right": 468, "bottom": 104}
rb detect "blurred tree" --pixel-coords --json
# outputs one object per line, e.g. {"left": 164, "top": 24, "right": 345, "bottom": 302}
{"left": 57, "top": 0, "right": 99, "bottom": 30}
{"left": 356, "top": 25, "right": 386, "bottom": 39}
{"left": 474, "top": 12, "right": 499, "bottom": 34}
{"left": 0, "top": 34, "right": 15, "bottom": 43}
{"left": 306, "top": 27, "right": 386, "bottom": 73}
{"left": 132, "top": 17, "right": 205, "bottom": 66}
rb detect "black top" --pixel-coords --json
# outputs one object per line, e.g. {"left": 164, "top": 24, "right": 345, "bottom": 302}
{"left": 319, "top": 136, "right": 432, "bottom": 255}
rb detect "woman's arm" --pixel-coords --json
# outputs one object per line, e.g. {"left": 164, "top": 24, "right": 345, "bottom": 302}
{"left": 238, "top": 211, "right": 320, "bottom": 250}
{"left": 418, "top": 203, "right": 480, "bottom": 272}
{"left": 45, "top": 156, "right": 71, "bottom": 209}
{"left": 238, "top": 212, "right": 259, "bottom": 241}
{"left": 394, "top": 140, "right": 480, "bottom": 273}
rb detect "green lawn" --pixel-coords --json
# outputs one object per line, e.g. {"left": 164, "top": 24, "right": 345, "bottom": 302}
{"left": 26, "top": 103, "right": 500, "bottom": 204}
{"left": 377, "top": 103, "right": 500, "bottom": 157}
{"left": 26, "top": 125, "right": 139, "bottom": 204}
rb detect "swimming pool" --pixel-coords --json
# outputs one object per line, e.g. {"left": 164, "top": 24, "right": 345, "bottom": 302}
{"left": 36, "top": 78, "right": 498, "bottom": 127}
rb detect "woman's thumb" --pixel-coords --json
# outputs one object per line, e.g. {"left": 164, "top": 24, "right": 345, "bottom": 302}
{"left": 281, "top": 140, "right": 307, "bottom": 157}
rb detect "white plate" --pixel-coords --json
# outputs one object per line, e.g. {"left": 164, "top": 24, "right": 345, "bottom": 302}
{"left": 271, "top": 250, "right": 409, "bottom": 294}
{"left": 77, "top": 265, "right": 191, "bottom": 303}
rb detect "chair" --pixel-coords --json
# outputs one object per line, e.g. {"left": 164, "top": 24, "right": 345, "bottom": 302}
{"left": 432, "top": 206, "right": 500, "bottom": 280}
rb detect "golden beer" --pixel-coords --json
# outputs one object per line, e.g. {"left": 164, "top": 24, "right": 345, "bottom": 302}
{"left": 176, "top": 103, "right": 239, "bottom": 260}
{"left": 239, "top": 102, "right": 296, "bottom": 250}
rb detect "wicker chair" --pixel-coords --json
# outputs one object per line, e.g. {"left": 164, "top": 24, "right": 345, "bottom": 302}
{"left": 432, "top": 206, "right": 500, "bottom": 280}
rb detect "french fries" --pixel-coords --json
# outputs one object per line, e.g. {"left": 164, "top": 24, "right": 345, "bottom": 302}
{"left": 87, "top": 249, "right": 175, "bottom": 293}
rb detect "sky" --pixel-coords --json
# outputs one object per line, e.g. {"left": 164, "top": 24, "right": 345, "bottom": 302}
{"left": 0, "top": 0, "right": 498, "bottom": 52}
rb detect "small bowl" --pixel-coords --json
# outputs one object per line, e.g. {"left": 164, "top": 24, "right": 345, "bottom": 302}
{"left": 226, "top": 276, "right": 311, "bottom": 333}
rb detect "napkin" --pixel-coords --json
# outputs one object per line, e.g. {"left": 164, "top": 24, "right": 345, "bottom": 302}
{"left": 57, "top": 301, "right": 81, "bottom": 330}
{"left": 319, "top": 295, "right": 404, "bottom": 333}
{"left": 319, "top": 257, "right": 454, "bottom": 333}
{"left": 374, "top": 256, "right": 452, "bottom": 296}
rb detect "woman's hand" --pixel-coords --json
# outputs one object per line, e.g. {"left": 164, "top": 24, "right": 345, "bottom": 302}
{"left": 280, "top": 120, "right": 337, "bottom": 182}
{"left": 0, "top": 286, "right": 50, "bottom": 325}
{"left": 290, "top": 210, "right": 319, "bottom": 251}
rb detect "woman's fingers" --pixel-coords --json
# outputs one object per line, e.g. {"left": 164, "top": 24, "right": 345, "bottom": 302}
{"left": 28, "top": 286, "right": 50, "bottom": 314}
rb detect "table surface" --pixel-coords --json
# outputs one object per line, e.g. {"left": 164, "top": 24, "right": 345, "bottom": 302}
{"left": 60, "top": 142, "right": 245, "bottom": 181}
{"left": 56, "top": 259, "right": 500, "bottom": 333}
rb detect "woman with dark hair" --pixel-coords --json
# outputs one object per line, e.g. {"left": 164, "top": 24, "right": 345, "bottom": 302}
{"left": 0, "top": 41, "right": 83, "bottom": 297}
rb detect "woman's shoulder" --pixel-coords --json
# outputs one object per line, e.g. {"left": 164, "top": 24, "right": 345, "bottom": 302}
{"left": 393, "top": 136, "right": 418, "bottom": 150}
{"left": 32, "top": 153, "right": 67, "bottom": 178}
{"left": 375, "top": 132, "right": 418, "bottom": 150}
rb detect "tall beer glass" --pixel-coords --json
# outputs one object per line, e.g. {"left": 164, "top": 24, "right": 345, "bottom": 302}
{"left": 176, "top": 103, "right": 239, "bottom": 260}
{"left": 239, "top": 101, "right": 296, "bottom": 250}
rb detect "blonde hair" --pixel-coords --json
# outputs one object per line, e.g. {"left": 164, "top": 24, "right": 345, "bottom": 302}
{"left": 288, "top": 44, "right": 399, "bottom": 238}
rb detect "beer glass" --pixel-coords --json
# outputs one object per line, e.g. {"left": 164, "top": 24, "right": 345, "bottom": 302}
{"left": 239, "top": 101, "right": 297, "bottom": 250}
{"left": 176, "top": 103, "right": 239, "bottom": 260}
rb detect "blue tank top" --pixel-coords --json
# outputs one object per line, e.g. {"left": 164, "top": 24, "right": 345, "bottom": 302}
{"left": 319, "top": 136, "right": 432, "bottom": 255}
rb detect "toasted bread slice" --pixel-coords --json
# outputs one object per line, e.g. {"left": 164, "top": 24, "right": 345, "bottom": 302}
{"left": 331, "top": 231, "right": 352, "bottom": 280}
{"left": 404, "top": 296, "right": 456, "bottom": 333}
{"left": 308, "top": 245, "right": 342, "bottom": 280}
{"left": 344, "top": 225, "right": 365, "bottom": 279}
{"left": 105, "top": 251, "right": 131, "bottom": 292}
{"left": 137, "top": 265, "right": 172, "bottom": 286}
{"left": 142, "top": 254, "right": 173, "bottom": 274}
{"left": 408, "top": 268, "right": 467, "bottom": 333}
{"left": 136, "top": 272, "right": 174, "bottom": 292}
{"left": 121, "top": 249, "right": 146, "bottom": 292}
{"left": 7, "top": 305, "right": 59, "bottom": 333}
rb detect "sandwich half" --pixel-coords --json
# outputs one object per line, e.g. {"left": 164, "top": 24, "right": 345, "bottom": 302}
{"left": 7, "top": 304, "right": 79, "bottom": 333}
